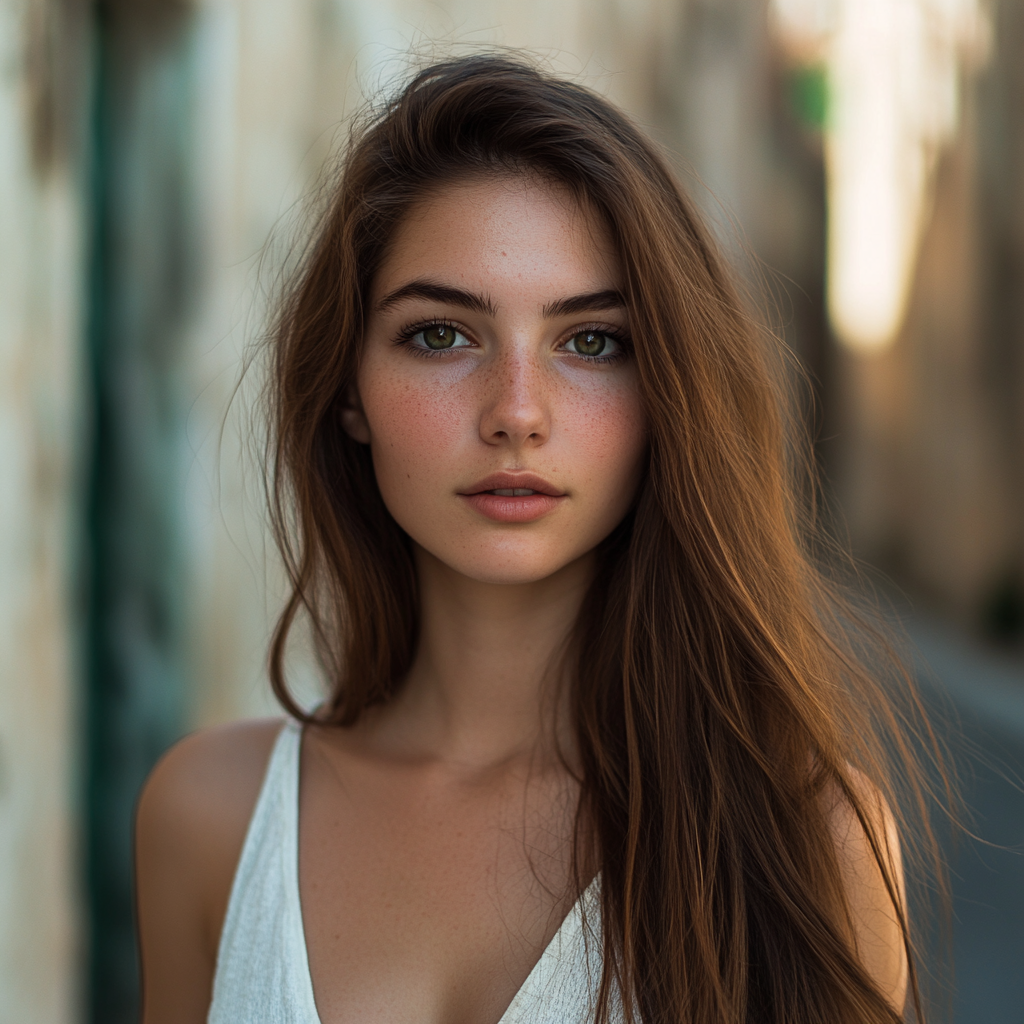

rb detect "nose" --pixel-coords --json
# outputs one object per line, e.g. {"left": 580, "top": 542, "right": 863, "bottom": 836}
{"left": 478, "top": 344, "right": 550, "bottom": 448}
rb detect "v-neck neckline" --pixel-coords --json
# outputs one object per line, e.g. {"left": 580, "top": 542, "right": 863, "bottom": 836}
{"left": 494, "top": 876, "right": 600, "bottom": 1024}
{"left": 293, "top": 725, "right": 601, "bottom": 1024}
{"left": 296, "top": 856, "right": 599, "bottom": 1024}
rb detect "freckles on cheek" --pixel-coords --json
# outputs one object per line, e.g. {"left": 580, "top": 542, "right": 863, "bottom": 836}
{"left": 365, "top": 375, "right": 468, "bottom": 478}
{"left": 562, "top": 384, "right": 646, "bottom": 477}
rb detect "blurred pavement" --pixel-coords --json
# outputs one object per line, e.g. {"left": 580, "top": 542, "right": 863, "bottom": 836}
{"left": 908, "top": 617, "right": 1024, "bottom": 1023}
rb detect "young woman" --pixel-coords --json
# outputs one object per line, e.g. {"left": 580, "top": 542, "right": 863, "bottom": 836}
{"left": 136, "top": 55, "right": 925, "bottom": 1023}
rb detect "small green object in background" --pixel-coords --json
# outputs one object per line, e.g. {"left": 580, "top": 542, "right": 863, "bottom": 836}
{"left": 787, "top": 64, "right": 829, "bottom": 131}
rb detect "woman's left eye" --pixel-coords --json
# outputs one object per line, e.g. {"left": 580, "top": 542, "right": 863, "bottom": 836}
{"left": 410, "top": 324, "right": 471, "bottom": 351}
{"left": 562, "top": 331, "right": 621, "bottom": 358}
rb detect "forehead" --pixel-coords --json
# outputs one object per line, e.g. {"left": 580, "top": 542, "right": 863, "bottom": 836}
{"left": 371, "top": 175, "right": 622, "bottom": 306}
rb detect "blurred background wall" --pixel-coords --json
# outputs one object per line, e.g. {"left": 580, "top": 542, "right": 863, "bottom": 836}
{"left": 0, "top": 0, "right": 1021, "bottom": 1021}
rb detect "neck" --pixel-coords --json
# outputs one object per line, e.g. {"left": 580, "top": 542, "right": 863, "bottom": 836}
{"left": 374, "top": 545, "right": 595, "bottom": 769}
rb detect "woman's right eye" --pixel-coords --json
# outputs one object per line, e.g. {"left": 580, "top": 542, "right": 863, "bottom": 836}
{"left": 410, "top": 324, "right": 471, "bottom": 351}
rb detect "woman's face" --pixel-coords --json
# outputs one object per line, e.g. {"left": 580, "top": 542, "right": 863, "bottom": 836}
{"left": 346, "top": 175, "right": 647, "bottom": 586}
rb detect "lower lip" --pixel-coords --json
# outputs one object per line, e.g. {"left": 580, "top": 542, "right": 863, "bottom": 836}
{"left": 461, "top": 492, "right": 564, "bottom": 523}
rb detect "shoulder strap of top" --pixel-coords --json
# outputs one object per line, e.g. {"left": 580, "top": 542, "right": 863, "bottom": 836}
{"left": 220, "top": 718, "right": 301, "bottom": 920}
{"left": 249, "top": 718, "right": 301, "bottom": 855}
{"left": 208, "top": 718, "right": 320, "bottom": 1023}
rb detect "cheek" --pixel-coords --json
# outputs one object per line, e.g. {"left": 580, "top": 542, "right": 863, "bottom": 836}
{"left": 560, "top": 379, "right": 647, "bottom": 496}
{"left": 358, "top": 352, "right": 647, "bottom": 536}
{"left": 358, "top": 363, "right": 470, "bottom": 490}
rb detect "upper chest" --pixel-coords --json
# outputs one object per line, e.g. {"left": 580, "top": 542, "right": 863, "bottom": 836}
{"left": 297, "top": 734, "right": 580, "bottom": 1024}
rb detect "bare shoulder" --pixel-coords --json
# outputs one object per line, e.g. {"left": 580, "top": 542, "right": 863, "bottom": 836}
{"left": 138, "top": 717, "right": 285, "bottom": 841}
{"left": 821, "top": 767, "right": 907, "bottom": 1012}
{"left": 135, "top": 717, "right": 286, "bottom": 1024}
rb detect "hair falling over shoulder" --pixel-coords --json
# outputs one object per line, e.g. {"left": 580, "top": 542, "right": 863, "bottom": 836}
{"left": 265, "top": 53, "right": 949, "bottom": 1024}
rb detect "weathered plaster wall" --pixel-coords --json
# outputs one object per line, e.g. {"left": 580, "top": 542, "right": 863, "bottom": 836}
{"left": 0, "top": 1, "right": 88, "bottom": 1020}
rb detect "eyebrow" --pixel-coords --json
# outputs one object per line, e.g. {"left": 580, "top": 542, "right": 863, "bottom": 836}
{"left": 375, "top": 279, "right": 627, "bottom": 320}
{"left": 375, "top": 280, "right": 497, "bottom": 317}
{"left": 542, "top": 289, "right": 626, "bottom": 319}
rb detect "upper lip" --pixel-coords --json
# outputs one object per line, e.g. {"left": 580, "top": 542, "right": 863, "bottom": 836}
{"left": 459, "top": 471, "right": 565, "bottom": 497}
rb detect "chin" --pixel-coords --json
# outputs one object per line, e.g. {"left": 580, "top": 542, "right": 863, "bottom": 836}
{"left": 457, "top": 562, "right": 566, "bottom": 586}
{"left": 425, "top": 534, "right": 592, "bottom": 587}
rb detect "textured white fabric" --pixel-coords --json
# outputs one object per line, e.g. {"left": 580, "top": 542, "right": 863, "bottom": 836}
{"left": 208, "top": 720, "right": 319, "bottom": 1024}
{"left": 208, "top": 720, "right": 619, "bottom": 1024}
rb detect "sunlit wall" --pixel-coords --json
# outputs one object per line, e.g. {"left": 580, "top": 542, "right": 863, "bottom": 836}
{"left": 774, "top": 0, "right": 989, "bottom": 351}
{"left": 770, "top": 0, "right": 1023, "bottom": 627}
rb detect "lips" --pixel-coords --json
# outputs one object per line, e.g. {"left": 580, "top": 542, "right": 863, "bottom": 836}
{"left": 458, "top": 471, "right": 565, "bottom": 523}
{"left": 460, "top": 472, "right": 564, "bottom": 497}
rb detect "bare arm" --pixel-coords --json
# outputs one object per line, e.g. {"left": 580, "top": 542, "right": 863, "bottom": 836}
{"left": 826, "top": 772, "right": 908, "bottom": 1013}
{"left": 134, "top": 718, "right": 283, "bottom": 1024}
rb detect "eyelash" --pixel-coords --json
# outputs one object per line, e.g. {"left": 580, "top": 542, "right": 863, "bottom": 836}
{"left": 394, "top": 319, "right": 632, "bottom": 363}
{"left": 563, "top": 322, "right": 631, "bottom": 364}
{"left": 395, "top": 319, "right": 469, "bottom": 359}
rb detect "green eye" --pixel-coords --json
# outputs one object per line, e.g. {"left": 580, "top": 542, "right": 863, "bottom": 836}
{"left": 422, "top": 325, "right": 460, "bottom": 349}
{"left": 567, "top": 331, "right": 610, "bottom": 357}
{"left": 406, "top": 323, "right": 471, "bottom": 354}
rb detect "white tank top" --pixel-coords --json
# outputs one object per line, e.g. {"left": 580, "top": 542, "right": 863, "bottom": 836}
{"left": 207, "top": 719, "right": 621, "bottom": 1024}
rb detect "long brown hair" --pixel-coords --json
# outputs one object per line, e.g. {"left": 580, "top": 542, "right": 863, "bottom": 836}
{"left": 266, "top": 54, "right": 942, "bottom": 1023}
